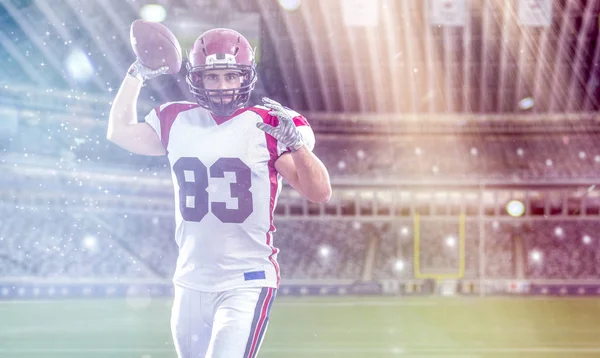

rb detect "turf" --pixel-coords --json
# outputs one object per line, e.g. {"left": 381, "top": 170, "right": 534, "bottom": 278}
{"left": 1, "top": 296, "right": 600, "bottom": 357}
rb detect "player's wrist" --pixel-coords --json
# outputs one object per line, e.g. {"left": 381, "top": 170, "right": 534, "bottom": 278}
{"left": 289, "top": 140, "right": 305, "bottom": 152}
{"left": 127, "top": 60, "right": 151, "bottom": 83}
{"left": 284, "top": 130, "right": 305, "bottom": 152}
{"left": 127, "top": 61, "right": 145, "bottom": 82}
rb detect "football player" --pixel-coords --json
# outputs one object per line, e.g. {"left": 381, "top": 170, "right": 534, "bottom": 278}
{"left": 107, "top": 28, "right": 331, "bottom": 358}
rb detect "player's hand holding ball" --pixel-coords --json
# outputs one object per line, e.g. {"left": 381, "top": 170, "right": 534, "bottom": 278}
{"left": 128, "top": 19, "right": 182, "bottom": 82}
{"left": 257, "top": 97, "right": 305, "bottom": 152}
{"left": 127, "top": 59, "right": 170, "bottom": 82}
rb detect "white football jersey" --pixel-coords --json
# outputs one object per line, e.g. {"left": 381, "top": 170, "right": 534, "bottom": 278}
{"left": 145, "top": 101, "right": 315, "bottom": 292}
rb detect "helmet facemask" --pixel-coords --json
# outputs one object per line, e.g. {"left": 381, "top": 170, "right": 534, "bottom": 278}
{"left": 186, "top": 61, "right": 257, "bottom": 117}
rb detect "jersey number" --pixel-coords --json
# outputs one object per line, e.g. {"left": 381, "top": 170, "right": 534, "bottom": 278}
{"left": 173, "top": 157, "right": 253, "bottom": 223}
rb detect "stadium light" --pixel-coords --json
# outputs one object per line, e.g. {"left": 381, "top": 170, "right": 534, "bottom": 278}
{"left": 506, "top": 200, "right": 525, "bottom": 217}
{"left": 319, "top": 245, "right": 330, "bottom": 258}
{"left": 554, "top": 226, "right": 564, "bottom": 237}
{"left": 82, "top": 235, "right": 97, "bottom": 251}
{"left": 277, "top": 0, "right": 302, "bottom": 11}
{"left": 65, "top": 49, "right": 94, "bottom": 83}
{"left": 470, "top": 147, "right": 478, "bottom": 156}
{"left": 517, "top": 148, "right": 524, "bottom": 157}
{"left": 492, "top": 220, "right": 500, "bottom": 230}
{"left": 518, "top": 97, "right": 535, "bottom": 110}
{"left": 583, "top": 235, "right": 592, "bottom": 245}
{"left": 530, "top": 250, "right": 542, "bottom": 263}
{"left": 140, "top": 4, "right": 167, "bottom": 22}
{"left": 394, "top": 260, "right": 405, "bottom": 272}
{"left": 445, "top": 236, "right": 456, "bottom": 247}
{"left": 401, "top": 227, "right": 410, "bottom": 236}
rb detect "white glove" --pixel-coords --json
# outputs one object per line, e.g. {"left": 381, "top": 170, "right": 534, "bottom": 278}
{"left": 256, "top": 97, "right": 304, "bottom": 152}
{"left": 127, "top": 59, "right": 169, "bottom": 82}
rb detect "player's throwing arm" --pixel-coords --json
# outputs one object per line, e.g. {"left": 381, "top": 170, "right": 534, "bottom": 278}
{"left": 106, "top": 20, "right": 182, "bottom": 156}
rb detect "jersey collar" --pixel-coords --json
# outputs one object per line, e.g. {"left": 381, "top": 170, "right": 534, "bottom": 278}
{"left": 210, "top": 107, "right": 250, "bottom": 125}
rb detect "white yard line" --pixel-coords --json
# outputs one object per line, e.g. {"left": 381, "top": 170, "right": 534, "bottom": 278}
{"left": 0, "top": 347, "right": 600, "bottom": 355}
{"left": 275, "top": 300, "right": 437, "bottom": 307}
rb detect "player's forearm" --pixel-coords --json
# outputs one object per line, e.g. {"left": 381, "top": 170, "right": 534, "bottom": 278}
{"left": 291, "top": 146, "right": 332, "bottom": 203}
{"left": 106, "top": 75, "right": 143, "bottom": 140}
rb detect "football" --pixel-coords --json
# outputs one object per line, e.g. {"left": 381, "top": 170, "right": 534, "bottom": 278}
{"left": 129, "top": 20, "right": 182, "bottom": 74}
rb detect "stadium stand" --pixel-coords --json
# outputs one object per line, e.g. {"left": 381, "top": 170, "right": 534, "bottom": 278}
{"left": 523, "top": 221, "right": 600, "bottom": 279}
{"left": 3, "top": 122, "right": 600, "bottom": 284}
{"left": 316, "top": 134, "right": 600, "bottom": 180}
{"left": 2, "top": 197, "right": 598, "bottom": 283}
{"left": 0, "top": 205, "right": 159, "bottom": 279}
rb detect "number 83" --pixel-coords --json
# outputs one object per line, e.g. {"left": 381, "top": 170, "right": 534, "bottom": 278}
{"left": 173, "top": 157, "right": 254, "bottom": 223}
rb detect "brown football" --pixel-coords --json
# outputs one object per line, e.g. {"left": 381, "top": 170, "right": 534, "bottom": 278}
{"left": 130, "top": 20, "right": 182, "bottom": 74}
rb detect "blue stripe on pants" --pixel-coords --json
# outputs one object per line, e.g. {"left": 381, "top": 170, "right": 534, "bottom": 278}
{"left": 249, "top": 288, "right": 277, "bottom": 358}
{"left": 243, "top": 287, "right": 269, "bottom": 357}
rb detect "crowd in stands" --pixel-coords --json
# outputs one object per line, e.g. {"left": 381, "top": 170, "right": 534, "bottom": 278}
{"left": 274, "top": 220, "right": 369, "bottom": 280}
{"left": 315, "top": 134, "right": 600, "bottom": 180}
{"left": 1, "top": 203, "right": 597, "bottom": 281}
{"left": 7, "top": 126, "right": 600, "bottom": 183}
{"left": 371, "top": 220, "right": 514, "bottom": 280}
{"left": 523, "top": 221, "right": 600, "bottom": 279}
{"left": 0, "top": 205, "right": 155, "bottom": 279}
{"left": 3, "top": 118, "right": 600, "bottom": 282}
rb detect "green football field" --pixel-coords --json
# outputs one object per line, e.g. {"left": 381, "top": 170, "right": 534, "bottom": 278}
{"left": 1, "top": 296, "right": 600, "bottom": 357}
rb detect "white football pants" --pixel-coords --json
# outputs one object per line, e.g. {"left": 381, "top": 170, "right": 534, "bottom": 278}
{"left": 170, "top": 285, "right": 277, "bottom": 358}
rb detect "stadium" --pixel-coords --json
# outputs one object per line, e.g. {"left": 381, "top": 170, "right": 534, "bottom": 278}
{"left": 2, "top": 0, "right": 600, "bottom": 357}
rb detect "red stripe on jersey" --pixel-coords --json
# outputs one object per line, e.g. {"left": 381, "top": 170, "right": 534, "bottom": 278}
{"left": 266, "top": 232, "right": 279, "bottom": 286}
{"left": 156, "top": 103, "right": 199, "bottom": 149}
{"left": 292, "top": 115, "right": 310, "bottom": 127}
{"left": 250, "top": 106, "right": 281, "bottom": 286}
{"left": 265, "top": 133, "right": 281, "bottom": 286}
{"left": 247, "top": 287, "right": 274, "bottom": 358}
{"left": 265, "top": 133, "right": 278, "bottom": 234}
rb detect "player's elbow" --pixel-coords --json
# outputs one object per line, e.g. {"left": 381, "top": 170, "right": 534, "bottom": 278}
{"left": 105, "top": 123, "right": 130, "bottom": 145}
{"left": 106, "top": 129, "right": 120, "bottom": 144}
{"left": 106, "top": 121, "right": 119, "bottom": 142}
{"left": 308, "top": 186, "right": 332, "bottom": 204}
{"left": 105, "top": 127, "right": 128, "bottom": 150}
{"left": 106, "top": 132, "right": 115, "bottom": 143}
